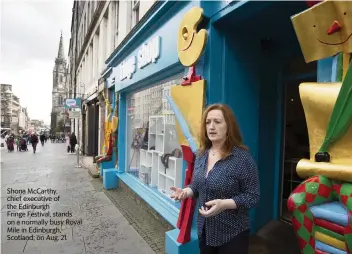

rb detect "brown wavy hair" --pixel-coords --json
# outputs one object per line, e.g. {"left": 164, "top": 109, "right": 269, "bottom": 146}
{"left": 198, "top": 104, "right": 248, "bottom": 158}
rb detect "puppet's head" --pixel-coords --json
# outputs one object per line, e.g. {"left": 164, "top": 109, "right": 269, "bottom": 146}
{"left": 291, "top": 0, "right": 352, "bottom": 63}
{"left": 177, "top": 7, "right": 207, "bottom": 67}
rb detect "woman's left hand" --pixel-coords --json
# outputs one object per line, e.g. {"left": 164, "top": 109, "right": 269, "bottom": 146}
{"left": 199, "top": 199, "right": 225, "bottom": 218}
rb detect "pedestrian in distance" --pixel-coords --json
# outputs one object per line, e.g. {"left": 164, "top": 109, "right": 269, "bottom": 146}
{"left": 39, "top": 133, "right": 45, "bottom": 146}
{"left": 170, "top": 103, "right": 260, "bottom": 254}
{"left": 15, "top": 136, "right": 19, "bottom": 151}
{"left": 69, "top": 132, "right": 77, "bottom": 154}
{"left": 6, "top": 134, "right": 15, "bottom": 152}
{"left": 65, "top": 133, "right": 71, "bottom": 154}
{"left": 31, "top": 133, "right": 39, "bottom": 153}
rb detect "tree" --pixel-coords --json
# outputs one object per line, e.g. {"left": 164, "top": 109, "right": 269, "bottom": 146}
{"left": 55, "top": 119, "right": 65, "bottom": 133}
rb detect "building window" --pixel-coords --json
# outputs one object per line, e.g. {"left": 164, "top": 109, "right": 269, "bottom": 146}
{"left": 126, "top": 73, "right": 184, "bottom": 203}
{"left": 132, "top": 0, "right": 140, "bottom": 28}
{"left": 58, "top": 96, "right": 63, "bottom": 106}
{"left": 87, "top": 2, "right": 90, "bottom": 25}
{"left": 113, "top": 0, "right": 119, "bottom": 48}
{"left": 102, "top": 14, "right": 108, "bottom": 60}
{"left": 115, "top": 0, "right": 119, "bottom": 34}
{"left": 91, "top": 0, "right": 94, "bottom": 21}
{"left": 84, "top": 14, "right": 87, "bottom": 36}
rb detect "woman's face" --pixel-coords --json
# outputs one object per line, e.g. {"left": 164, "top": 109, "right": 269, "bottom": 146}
{"left": 206, "top": 109, "right": 227, "bottom": 144}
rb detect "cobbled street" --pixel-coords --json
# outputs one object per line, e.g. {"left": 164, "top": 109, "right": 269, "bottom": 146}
{"left": 1, "top": 142, "right": 156, "bottom": 254}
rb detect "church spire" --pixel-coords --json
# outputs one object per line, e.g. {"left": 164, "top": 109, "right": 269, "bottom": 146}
{"left": 55, "top": 31, "right": 66, "bottom": 65}
{"left": 57, "top": 31, "right": 64, "bottom": 60}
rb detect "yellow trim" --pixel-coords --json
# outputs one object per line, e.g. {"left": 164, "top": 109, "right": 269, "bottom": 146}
{"left": 315, "top": 231, "right": 346, "bottom": 251}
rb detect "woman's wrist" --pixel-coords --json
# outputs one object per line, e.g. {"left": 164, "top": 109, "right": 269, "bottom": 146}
{"left": 221, "top": 199, "right": 237, "bottom": 210}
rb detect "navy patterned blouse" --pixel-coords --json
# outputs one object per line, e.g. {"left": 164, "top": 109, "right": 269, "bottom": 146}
{"left": 187, "top": 146, "right": 260, "bottom": 247}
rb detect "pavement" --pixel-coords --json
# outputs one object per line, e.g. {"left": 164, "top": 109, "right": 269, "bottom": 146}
{"left": 0, "top": 142, "right": 156, "bottom": 254}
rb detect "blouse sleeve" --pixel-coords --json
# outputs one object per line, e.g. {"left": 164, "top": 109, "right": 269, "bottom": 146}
{"left": 232, "top": 156, "right": 260, "bottom": 209}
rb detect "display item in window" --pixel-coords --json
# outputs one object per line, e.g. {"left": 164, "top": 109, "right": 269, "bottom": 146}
{"left": 131, "top": 127, "right": 147, "bottom": 149}
{"left": 161, "top": 148, "right": 183, "bottom": 174}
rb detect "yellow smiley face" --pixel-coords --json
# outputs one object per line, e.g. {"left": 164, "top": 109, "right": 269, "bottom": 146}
{"left": 291, "top": 0, "right": 352, "bottom": 63}
{"left": 177, "top": 7, "right": 208, "bottom": 67}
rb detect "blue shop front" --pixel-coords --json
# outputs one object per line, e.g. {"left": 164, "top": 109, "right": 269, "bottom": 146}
{"left": 102, "top": 0, "right": 321, "bottom": 253}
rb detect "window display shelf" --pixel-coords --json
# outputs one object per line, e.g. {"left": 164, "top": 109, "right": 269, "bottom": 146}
{"left": 138, "top": 115, "right": 183, "bottom": 198}
{"left": 158, "top": 156, "right": 183, "bottom": 196}
{"left": 139, "top": 149, "right": 160, "bottom": 187}
{"left": 148, "top": 115, "right": 178, "bottom": 154}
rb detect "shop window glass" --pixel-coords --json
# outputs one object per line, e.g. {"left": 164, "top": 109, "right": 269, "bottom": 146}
{"left": 126, "top": 73, "right": 184, "bottom": 201}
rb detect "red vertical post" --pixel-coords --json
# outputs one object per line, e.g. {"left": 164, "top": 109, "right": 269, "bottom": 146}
{"left": 177, "top": 145, "right": 196, "bottom": 243}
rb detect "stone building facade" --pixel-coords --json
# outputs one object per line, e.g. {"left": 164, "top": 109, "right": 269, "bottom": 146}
{"left": 68, "top": 0, "right": 155, "bottom": 158}
{"left": 1, "top": 84, "right": 29, "bottom": 135}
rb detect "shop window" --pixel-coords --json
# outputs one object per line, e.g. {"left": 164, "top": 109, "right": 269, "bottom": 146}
{"left": 126, "top": 74, "right": 184, "bottom": 201}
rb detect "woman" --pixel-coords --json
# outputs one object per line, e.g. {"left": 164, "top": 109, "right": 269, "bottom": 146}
{"left": 65, "top": 133, "right": 71, "bottom": 154}
{"left": 170, "top": 104, "right": 260, "bottom": 254}
{"left": 31, "top": 133, "right": 39, "bottom": 153}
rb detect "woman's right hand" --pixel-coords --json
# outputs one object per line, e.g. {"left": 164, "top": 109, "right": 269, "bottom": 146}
{"left": 170, "top": 187, "right": 188, "bottom": 201}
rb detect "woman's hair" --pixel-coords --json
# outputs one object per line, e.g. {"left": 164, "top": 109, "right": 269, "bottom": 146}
{"left": 198, "top": 103, "right": 248, "bottom": 158}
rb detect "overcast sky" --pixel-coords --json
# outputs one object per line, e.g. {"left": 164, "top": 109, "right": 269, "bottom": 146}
{"left": 0, "top": 0, "right": 73, "bottom": 125}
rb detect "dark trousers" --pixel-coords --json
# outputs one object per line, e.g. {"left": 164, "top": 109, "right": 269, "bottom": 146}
{"left": 70, "top": 144, "right": 75, "bottom": 153}
{"left": 32, "top": 143, "right": 37, "bottom": 152}
{"left": 199, "top": 229, "right": 250, "bottom": 254}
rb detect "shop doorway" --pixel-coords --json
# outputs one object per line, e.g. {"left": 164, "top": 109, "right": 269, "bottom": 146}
{"left": 280, "top": 57, "right": 316, "bottom": 221}
{"left": 86, "top": 100, "right": 99, "bottom": 159}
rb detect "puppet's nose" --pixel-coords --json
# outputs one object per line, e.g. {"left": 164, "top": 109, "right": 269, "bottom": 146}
{"left": 328, "top": 20, "right": 342, "bottom": 35}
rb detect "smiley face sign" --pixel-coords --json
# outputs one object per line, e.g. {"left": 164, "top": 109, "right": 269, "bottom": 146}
{"left": 291, "top": 0, "right": 352, "bottom": 63}
{"left": 177, "top": 7, "right": 207, "bottom": 67}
